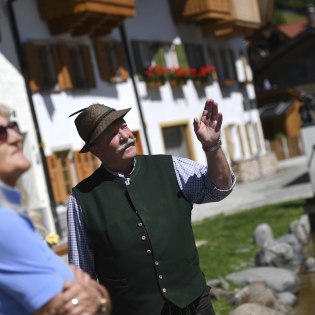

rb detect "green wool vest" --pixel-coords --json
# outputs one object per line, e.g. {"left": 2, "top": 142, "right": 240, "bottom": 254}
{"left": 74, "top": 155, "right": 206, "bottom": 315}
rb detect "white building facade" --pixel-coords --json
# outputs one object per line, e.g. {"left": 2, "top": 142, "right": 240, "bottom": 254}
{"left": 5, "top": 0, "right": 269, "bottom": 235}
{"left": 0, "top": 0, "right": 55, "bottom": 235}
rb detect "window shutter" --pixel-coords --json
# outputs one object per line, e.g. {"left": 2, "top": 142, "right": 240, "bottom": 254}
{"left": 175, "top": 44, "right": 189, "bottom": 69}
{"left": 46, "top": 155, "right": 68, "bottom": 204}
{"left": 153, "top": 43, "right": 167, "bottom": 67}
{"left": 224, "top": 126, "right": 234, "bottom": 160}
{"left": 94, "top": 40, "right": 111, "bottom": 81}
{"left": 245, "top": 123, "right": 253, "bottom": 155}
{"left": 237, "top": 125, "right": 245, "bottom": 157}
{"left": 228, "top": 49, "right": 237, "bottom": 80}
{"left": 73, "top": 151, "right": 96, "bottom": 182}
{"left": 81, "top": 45, "right": 96, "bottom": 88}
{"left": 23, "top": 43, "right": 43, "bottom": 92}
{"left": 207, "top": 48, "right": 219, "bottom": 81}
{"left": 116, "top": 42, "right": 129, "bottom": 81}
{"left": 131, "top": 40, "right": 144, "bottom": 74}
{"left": 53, "top": 44, "right": 74, "bottom": 90}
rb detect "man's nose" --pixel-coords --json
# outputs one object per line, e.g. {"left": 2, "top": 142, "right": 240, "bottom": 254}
{"left": 119, "top": 129, "right": 129, "bottom": 140}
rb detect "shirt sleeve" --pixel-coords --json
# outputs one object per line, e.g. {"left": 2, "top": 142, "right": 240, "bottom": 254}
{"left": 0, "top": 209, "right": 73, "bottom": 313}
{"left": 67, "top": 192, "right": 96, "bottom": 279}
{"left": 172, "top": 156, "right": 236, "bottom": 204}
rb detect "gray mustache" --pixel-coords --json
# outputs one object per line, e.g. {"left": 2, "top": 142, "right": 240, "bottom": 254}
{"left": 117, "top": 137, "right": 136, "bottom": 152}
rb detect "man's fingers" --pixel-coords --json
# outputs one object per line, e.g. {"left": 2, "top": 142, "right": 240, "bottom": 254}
{"left": 193, "top": 117, "right": 200, "bottom": 130}
{"left": 215, "top": 113, "right": 223, "bottom": 132}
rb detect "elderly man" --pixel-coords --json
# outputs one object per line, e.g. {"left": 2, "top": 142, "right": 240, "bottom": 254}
{"left": 67, "top": 99, "right": 235, "bottom": 315}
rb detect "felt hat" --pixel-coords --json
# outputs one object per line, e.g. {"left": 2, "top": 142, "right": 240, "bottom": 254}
{"left": 70, "top": 104, "right": 131, "bottom": 153}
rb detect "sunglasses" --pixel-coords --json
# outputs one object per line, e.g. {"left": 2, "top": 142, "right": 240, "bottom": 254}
{"left": 0, "top": 121, "right": 21, "bottom": 143}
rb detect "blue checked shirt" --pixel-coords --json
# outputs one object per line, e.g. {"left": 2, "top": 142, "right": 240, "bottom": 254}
{"left": 67, "top": 156, "right": 236, "bottom": 278}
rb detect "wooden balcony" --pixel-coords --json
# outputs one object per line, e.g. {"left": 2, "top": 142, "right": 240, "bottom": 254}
{"left": 258, "top": 0, "right": 274, "bottom": 26}
{"left": 37, "top": 0, "right": 136, "bottom": 37}
{"left": 200, "top": 0, "right": 263, "bottom": 38}
{"left": 169, "top": 0, "right": 232, "bottom": 24}
{"left": 170, "top": 0, "right": 272, "bottom": 38}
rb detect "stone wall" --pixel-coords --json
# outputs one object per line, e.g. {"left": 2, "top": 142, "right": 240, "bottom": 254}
{"left": 232, "top": 152, "right": 278, "bottom": 183}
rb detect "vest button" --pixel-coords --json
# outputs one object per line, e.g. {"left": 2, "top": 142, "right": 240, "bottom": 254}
{"left": 162, "top": 288, "right": 167, "bottom": 293}
{"left": 155, "top": 261, "right": 159, "bottom": 266}
{"left": 141, "top": 235, "right": 146, "bottom": 241}
{"left": 146, "top": 249, "right": 151, "bottom": 254}
{"left": 158, "top": 275, "right": 163, "bottom": 279}
{"left": 138, "top": 222, "right": 143, "bottom": 227}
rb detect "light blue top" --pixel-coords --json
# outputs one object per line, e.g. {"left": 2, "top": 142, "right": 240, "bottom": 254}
{"left": 0, "top": 184, "right": 73, "bottom": 315}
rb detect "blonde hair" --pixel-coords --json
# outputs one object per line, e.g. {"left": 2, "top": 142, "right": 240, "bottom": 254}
{"left": 0, "top": 103, "right": 12, "bottom": 120}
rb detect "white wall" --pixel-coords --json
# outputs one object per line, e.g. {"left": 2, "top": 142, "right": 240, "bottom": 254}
{"left": 0, "top": 0, "right": 54, "bottom": 233}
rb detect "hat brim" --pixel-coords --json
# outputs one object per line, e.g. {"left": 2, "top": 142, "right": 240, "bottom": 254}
{"left": 79, "top": 107, "right": 131, "bottom": 153}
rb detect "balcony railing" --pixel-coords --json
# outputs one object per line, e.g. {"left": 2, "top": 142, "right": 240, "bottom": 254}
{"left": 37, "top": 0, "right": 136, "bottom": 36}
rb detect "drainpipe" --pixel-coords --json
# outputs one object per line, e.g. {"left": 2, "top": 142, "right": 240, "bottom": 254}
{"left": 6, "top": 0, "right": 61, "bottom": 235}
{"left": 119, "top": 23, "right": 152, "bottom": 154}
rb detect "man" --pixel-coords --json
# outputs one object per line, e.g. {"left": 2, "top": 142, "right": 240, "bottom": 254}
{"left": 67, "top": 99, "right": 235, "bottom": 315}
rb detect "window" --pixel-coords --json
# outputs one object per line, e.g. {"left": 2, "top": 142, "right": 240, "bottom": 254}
{"left": 239, "top": 51, "right": 253, "bottom": 82}
{"left": 94, "top": 40, "right": 129, "bottom": 82}
{"left": 219, "top": 48, "right": 237, "bottom": 86}
{"left": 46, "top": 151, "right": 73, "bottom": 204}
{"left": 245, "top": 122, "right": 260, "bottom": 155}
{"left": 207, "top": 47, "right": 219, "bottom": 81}
{"left": 23, "top": 42, "right": 57, "bottom": 92}
{"left": 162, "top": 124, "right": 191, "bottom": 158}
{"left": 132, "top": 131, "right": 144, "bottom": 155}
{"left": 184, "top": 44, "right": 206, "bottom": 68}
{"left": 54, "top": 43, "right": 95, "bottom": 90}
{"left": 47, "top": 150, "right": 101, "bottom": 204}
{"left": 237, "top": 125, "right": 246, "bottom": 157}
{"left": 73, "top": 151, "right": 100, "bottom": 182}
{"left": 132, "top": 41, "right": 157, "bottom": 75}
{"left": 163, "top": 44, "right": 180, "bottom": 68}
{"left": 224, "top": 124, "right": 243, "bottom": 161}
{"left": 224, "top": 126, "right": 234, "bottom": 160}
{"left": 23, "top": 41, "right": 96, "bottom": 92}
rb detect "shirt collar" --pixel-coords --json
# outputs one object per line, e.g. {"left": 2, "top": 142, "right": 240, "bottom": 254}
{"left": 0, "top": 183, "right": 24, "bottom": 214}
{"left": 102, "top": 157, "right": 136, "bottom": 179}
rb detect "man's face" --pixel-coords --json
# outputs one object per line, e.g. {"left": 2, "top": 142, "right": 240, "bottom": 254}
{"left": 91, "top": 118, "right": 137, "bottom": 168}
{"left": 0, "top": 115, "right": 30, "bottom": 186}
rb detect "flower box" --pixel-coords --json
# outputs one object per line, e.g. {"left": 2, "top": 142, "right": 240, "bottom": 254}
{"left": 146, "top": 80, "right": 164, "bottom": 89}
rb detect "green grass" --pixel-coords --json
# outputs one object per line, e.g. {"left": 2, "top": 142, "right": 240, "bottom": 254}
{"left": 192, "top": 199, "right": 306, "bottom": 315}
{"left": 273, "top": 11, "right": 306, "bottom": 25}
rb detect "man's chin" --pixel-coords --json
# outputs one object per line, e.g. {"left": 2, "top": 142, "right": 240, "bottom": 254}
{"left": 122, "top": 145, "right": 137, "bottom": 157}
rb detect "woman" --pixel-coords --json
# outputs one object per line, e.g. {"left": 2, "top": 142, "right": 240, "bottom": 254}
{"left": 0, "top": 103, "right": 111, "bottom": 315}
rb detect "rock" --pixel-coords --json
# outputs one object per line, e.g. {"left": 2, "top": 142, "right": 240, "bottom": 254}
{"left": 276, "top": 292, "right": 297, "bottom": 306}
{"left": 226, "top": 267, "right": 300, "bottom": 293}
{"left": 233, "top": 282, "right": 277, "bottom": 308}
{"left": 254, "top": 223, "right": 274, "bottom": 247}
{"left": 207, "top": 276, "right": 230, "bottom": 290}
{"left": 300, "top": 214, "right": 311, "bottom": 238}
{"left": 229, "top": 303, "right": 285, "bottom": 315}
{"left": 304, "top": 256, "right": 315, "bottom": 273}
{"left": 210, "top": 287, "right": 234, "bottom": 303}
{"left": 290, "top": 221, "right": 309, "bottom": 245}
{"left": 255, "top": 241, "right": 298, "bottom": 270}
{"left": 277, "top": 234, "right": 304, "bottom": 261}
